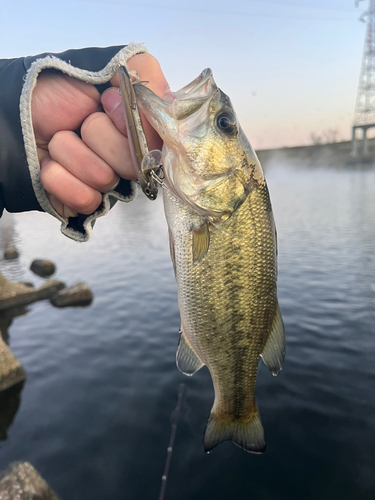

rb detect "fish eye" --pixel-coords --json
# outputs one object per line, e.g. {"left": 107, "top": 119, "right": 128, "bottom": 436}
{"left": 218, "top": 116, "right": 231, "bottom": 128}
{"left": 216, "top": 113, "right": 237, "bottom": 136}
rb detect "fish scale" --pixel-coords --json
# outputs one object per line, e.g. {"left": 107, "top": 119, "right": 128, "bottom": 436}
{"left": 164, "top": 181, "right": 279, "bottom": 451}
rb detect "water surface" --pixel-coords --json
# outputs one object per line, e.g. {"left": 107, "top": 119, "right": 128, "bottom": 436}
{"left": 0, "top": 164, "right": 374, "bottom": 499}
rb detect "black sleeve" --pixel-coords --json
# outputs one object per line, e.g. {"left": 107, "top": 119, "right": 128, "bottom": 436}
{"left": 0, "top": 46, "right": 126, "bottom": 216}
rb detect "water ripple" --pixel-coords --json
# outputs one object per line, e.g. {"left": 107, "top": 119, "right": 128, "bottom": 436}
{"left": 0, "top": 168, "right": 375, "bottom": 499}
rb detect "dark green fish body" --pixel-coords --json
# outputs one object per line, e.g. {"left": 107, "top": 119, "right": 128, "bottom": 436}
{"left": 135, "top": 69, "right": 285, "bottom": 453}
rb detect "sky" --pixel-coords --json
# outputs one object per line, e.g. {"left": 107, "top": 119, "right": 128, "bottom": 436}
{"left": 0, "top": 0, "right": 368, "bottom": 149}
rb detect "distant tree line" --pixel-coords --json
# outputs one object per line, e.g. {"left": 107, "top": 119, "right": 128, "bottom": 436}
{"left": 310, "top": 128, "right": 339, "bottom": 145}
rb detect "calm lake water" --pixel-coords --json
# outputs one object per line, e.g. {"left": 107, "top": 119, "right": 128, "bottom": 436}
{"left": 0, "top": 163, "right": 374, "bottom": 500}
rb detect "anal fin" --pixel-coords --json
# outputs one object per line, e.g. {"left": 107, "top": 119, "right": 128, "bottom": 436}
{"left": 260, "top": 302, "right": 285, "bottom": 376}
{"left": 176, "top": 328, "right": 204, "bottom": 376}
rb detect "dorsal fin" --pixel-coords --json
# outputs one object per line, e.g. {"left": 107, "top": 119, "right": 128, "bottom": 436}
{"left": 260, "top": 303, "right": 285, "bottom": 376}
{"left": 168, "top": 229, "right": 176, "bottom": 275}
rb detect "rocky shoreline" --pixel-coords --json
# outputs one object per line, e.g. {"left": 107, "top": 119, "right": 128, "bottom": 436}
{"left": 0, "top": 247, "right": 94, "bottom": 498}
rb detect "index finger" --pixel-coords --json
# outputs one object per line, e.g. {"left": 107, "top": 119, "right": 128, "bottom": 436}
{"left": 111, "top": 53, "right": 170, "bottom": 100}
{"left": 105, "top": 53, "right": 171, "bottom": 153}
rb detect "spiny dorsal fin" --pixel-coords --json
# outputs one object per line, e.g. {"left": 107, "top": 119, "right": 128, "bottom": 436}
{"left": 168, "top": 229, "right": 176, "bottom": 275}
{"left": 176, "top": 328, "right": 204, "bottom": 376}
{"left": 192, "top": 221, "right": 210, "bottom": 265}
{"left": 260, "top": 303, "right": 285, "bottom": 376}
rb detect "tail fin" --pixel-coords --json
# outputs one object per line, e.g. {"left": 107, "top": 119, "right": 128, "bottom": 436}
{"left": 203, "top": 407, "right": 265, "bottom": 454}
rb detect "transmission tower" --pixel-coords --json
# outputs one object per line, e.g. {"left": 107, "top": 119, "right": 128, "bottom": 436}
{"left": 352, "top": 0, "right": 375, "bottom": 156}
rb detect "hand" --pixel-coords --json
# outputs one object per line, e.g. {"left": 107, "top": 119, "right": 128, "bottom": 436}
{"left": 31, "top": 53, "right": 170, "bottom": 217}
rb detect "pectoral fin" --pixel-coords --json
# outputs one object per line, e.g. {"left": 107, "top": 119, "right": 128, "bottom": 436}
{"left": 176, "top": 328, "right": 204, "bottom": 376}
{"left": 260, "top": 303, "right": 285, "bottom": 376}
{"left": 192, "top": 221, "right": 210, "bottom": 265}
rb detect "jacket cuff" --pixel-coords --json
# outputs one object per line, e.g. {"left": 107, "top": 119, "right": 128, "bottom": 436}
{"left": 20, "top": 43, "right": 146, "bottom": 242}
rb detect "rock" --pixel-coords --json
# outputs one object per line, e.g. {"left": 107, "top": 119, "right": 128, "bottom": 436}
{"left": 30, "top": 259, "right": 56, "bottom": 277}
{"left": 0, "top": 273, "right": 65, "bottom": 311}
{"left": 0, "top": 336, "right": 26, "bottom": 392}
{"left": 34, "top": 280, "right": 66, "bottom": 301}
{"left": 0, "top": 462, "right": 60, "bottom": 500}
{"left": 0, "top": 306, "right": 31, "bottom": 345}
{"left": 0, "top": 381, "right": 23, "bottom": 441}
{"left": 21, "top": 282, "right": 34, "bottom": 288}
{"left": 3, "top": 247, "right": 19, "bottom": 260}
{"left": 50, "top": 282, "right": 93, "bottom": 308}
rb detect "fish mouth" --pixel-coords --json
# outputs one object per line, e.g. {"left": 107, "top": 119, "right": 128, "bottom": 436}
{"left": 174, "top": 68, "right": 217, "bottom": 101}
{"left": 134, "top": 68, "right": 219, "bottom": 139}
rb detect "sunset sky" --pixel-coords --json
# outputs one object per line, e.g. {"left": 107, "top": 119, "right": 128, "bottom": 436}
{"left": 0, "top": 0, "right": 367, "bottom": 149}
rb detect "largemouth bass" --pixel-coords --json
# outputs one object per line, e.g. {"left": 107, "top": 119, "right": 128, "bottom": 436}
{"left": 134, "top": 69, "right": 285, "bottom": 453}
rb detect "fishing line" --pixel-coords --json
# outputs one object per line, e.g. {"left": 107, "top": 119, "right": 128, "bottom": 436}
{"left": 158, "top": 383, "right": 185, "bottom": 500}
{"left": 150, "top": 168, "right": 173, "bottom": 196}
{"left": 182, "top": 388, "right": 200, "bottom": 438}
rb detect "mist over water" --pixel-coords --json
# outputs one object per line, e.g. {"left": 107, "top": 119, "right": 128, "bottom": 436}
{"left": 0, "top": 163, "right": 374, "bottom": 499}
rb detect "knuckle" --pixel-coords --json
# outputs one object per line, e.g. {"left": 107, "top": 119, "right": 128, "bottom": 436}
{"left": 81, "top": 112, "right": 105, "bottom": 140}
{"left": 74, "top": 188, "right": 101, "bottom": 214}
{"left": 49, "top": 130, "right": 71, "bottom": 149}
{"left": 91, "top": 167, "right": 118, "bottom": 192}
